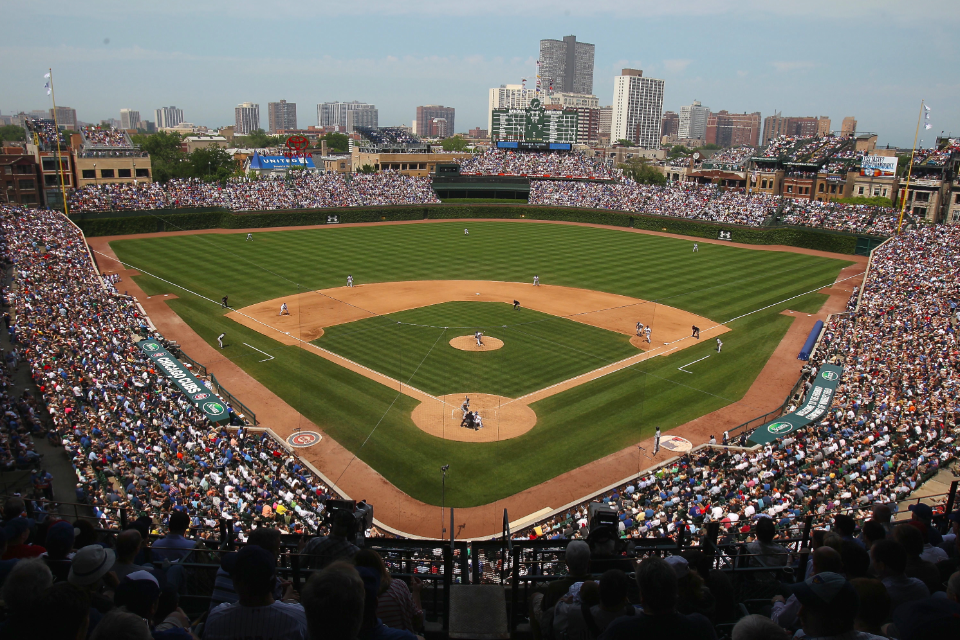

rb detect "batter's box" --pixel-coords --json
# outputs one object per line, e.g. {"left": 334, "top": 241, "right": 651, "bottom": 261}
{"left": 287, "top": 431, "right": 323, "bottom": 448}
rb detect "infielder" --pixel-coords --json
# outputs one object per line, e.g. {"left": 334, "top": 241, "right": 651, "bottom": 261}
{"left": 246, "top": 233, "right": 253, "bottom": 241}
{"left": 693, "top": 242, "right": 699, "bottom": 252}
{"left": 692, "top": 325, "right": 700, "bottom": 339}
{"left": 475, "top": 331, "right": 484, "bottom": 347}
{"left": 280, "top": 302, "right": 289, "bottom": 316}
{"left": 347, "top": 275, "right": 354, "bottom": 287}
{"left": 533, "top": 275, "right": 540, "bottom": 286}
{"left": 636, "top": 322, "right": 644, "bottom": 337}
{"left": 513, "top": 299, "right": 520, "bottom": 311}
{"left": 221, "top": 295, "right": 229, "bottom": 308}
{"left": 645, "top": 326, "right": 652, "bottom": 343}
{"left": 716, "top": 337, "right": 723, "bottom": 353}
{"left": 217, "top": 333, "right": 225, "bottom": 349}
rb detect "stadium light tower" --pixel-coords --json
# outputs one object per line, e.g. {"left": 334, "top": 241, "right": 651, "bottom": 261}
{"left": 441, "top": 464, "right": 450, "bottom": 537}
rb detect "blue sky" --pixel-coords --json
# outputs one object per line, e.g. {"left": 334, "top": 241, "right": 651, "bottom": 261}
{"left": 3, "top": 1, "right": 958, "bottom": 147}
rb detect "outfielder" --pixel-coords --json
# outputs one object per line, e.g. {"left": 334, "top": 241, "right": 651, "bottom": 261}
{"left": 533, "top": 275, "right": 540, "bottom": 286}
{"left": 693, "top": 242, "right": 699, "bottom": 252}
{"left": 464, "top": 228, "right": 469, "bottom": 235}
{"left": 280, "top": 302, "right": 289, "bottom": 316}
{"left": 347, "top": 275, "right": 354, "bottom": 287}
{"left": 246, "top": 233, "right": 253, "bottom": 241}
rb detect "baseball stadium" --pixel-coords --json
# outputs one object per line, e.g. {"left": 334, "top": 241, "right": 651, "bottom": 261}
{"left": 2, "top": 133, "right": 959, "bottom": 637}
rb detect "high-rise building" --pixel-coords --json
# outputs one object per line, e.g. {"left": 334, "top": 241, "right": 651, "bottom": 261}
{"left": 611, "top": 69, "right": 665, "bottom": 149}
{"left": 762, "top": 113, "right": 823, "bottom": 144}
{"left": 154, "top": 106, "right": 184, "bottom": 129}
{"left": 678, "top": 100, "right": 710, "bottom": 140}
{"left": 705, "top": 111, "right": 761, "bottom": 147}
{"left": 660, "top": 111, "right": 680, "bottom": 139}
{"left": 267, "top": 100, "right": 297, "bottom": 133}
{"left": 841, "top": 116, "right": 857, "bottom": 136}
{"left": 317, "top": 102, "right": 377, "bottom": 129}
{"left": 538, "top": 35, "right": 595, "bottom": 95}
{"left": 488, "top": 85, "right": 535, "bottom": 132}
{"left": 416, "top": 106, "right": 455, "bottom": 138}
{"left": 235, "top": 102, "right": 260, "bottom": 135}
{"left": 542, "top": 93, "right": 600, "bottom": 143}
{"left": 599, "top": 106, "right": 612, "bottom": 139}
{"left": 345, "top": 107, "right": 378, "bottom": 133}
{"left": 120, "top": 109, "right": 141, "bottom": 130}
{"left": 816, "top": 117, "right": 831, "bottom": 137}
{"left": 49, "top": 106, "right": 77, "bottom": 130}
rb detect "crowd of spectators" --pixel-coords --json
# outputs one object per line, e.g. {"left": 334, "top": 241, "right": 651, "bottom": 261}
{"left": 81, "top": 126, "right": 131, "bottom": 148}
{"left": 68, "top": 172, "right": 440, "bottom": 213}
{"left": 22, "top": 117, "right": 66, "bottom": 150}
{"left": 781, "top": 200, "right": 903, "bottom": 235}
{"left": 354, "top": 126, "right": 421, "bottom": 146}
{"left": 520, "top": 224, "right": 959, "bottom": 553}
{"left": 703, "top": 146, "right": 754, "bottom": 169}
{"left": 456, "top": 150, "right": 619, "bottom": 180}
{"left": 529, "top": 181, "right": 779, "bottom": 226}
{"left": 0, "top": 205, "right": 353, "bottom": 541}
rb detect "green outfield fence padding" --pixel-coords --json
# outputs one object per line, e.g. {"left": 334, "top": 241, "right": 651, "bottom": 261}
{"left": 748, "top": 364, "right": 843, "bottom": 445}
{"left": 69, "top": 204, "right": 873, "bottom": 254}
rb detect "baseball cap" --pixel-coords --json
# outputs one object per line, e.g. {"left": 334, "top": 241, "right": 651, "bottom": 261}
{"left": 68, "top": 545, "right": 116, "bottom": 586}
{"left": 892, "top": 597, "right": 960, "bottom": 640}
{"left": 663, "top": 555, "right": 689, "bottom": 579}
{"left": 909, "top": 503, "right": 933, "bottom": 520}
{"left": 790, "top": 571, "right": 859, "bottom": 613}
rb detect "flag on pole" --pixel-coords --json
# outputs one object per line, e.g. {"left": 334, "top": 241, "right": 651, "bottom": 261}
{"left": 925, "top": 124, "right": 932, "bottom": 130}
{"left": 43, "top": 72, "right": 51, "bottom": 95}
{"left": 924, "top": 104, "right": 931, "bottom": 111}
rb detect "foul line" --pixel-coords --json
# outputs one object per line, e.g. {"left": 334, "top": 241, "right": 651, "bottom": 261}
{"left": 678, "top": 355, "right": 710, "bottom": 373}
{"left": 243, "top": 343, "right": 275, "bottom": 362}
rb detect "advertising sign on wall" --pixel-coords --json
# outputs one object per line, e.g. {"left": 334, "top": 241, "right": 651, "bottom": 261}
{"left": 860, "top": 156, "right": 898, "bottom": 177}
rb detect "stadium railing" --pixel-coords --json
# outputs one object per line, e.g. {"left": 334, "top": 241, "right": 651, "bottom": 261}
{"left": 208, "top": 373, "right": 257, "bottom": 426}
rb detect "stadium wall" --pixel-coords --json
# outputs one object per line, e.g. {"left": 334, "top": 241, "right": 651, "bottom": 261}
{"left": 69, "top": 204, "right": 862, "bottom": 254}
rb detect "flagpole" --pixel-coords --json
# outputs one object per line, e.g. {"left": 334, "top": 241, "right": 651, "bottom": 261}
{"left": 896, "top": 99, "right": 924, "bottom": 235}
{"left": 46, "top": 68, "right": 71, "bottom": 218}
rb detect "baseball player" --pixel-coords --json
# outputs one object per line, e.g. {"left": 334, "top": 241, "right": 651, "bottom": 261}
{"left": 474, "top": 412, "right": 484, "bottom": 430}
{"left": 221, "top": 295, "right": 228, "bottom": 308}
{"left": 716, "top": 337, "right": 723, "bottom": 353}
{"left": 636, "top": 322, "right": 644, "bottom": 337}
{"left": 464, "top": 228, "right": 469, "bottom": 236}
{"left": 461, "top": 396, "right": 470, "bottom": 417}
{"left": 513, "top": 299, "right": 520, "bottom": 311}
{"left": 217, "top": 333, "right": 225, "bottom": 349}
{"left": 722, "top": 431, "right": 730, "bottom": 445}
{"left": 347, "top": 275, "right": 353, "bottom": 287}
{"left": 693, "top": 242, "right": 699, "bottom": 252}
{"left": 280, "top": 302, "right": 289, "bottom": 316}
{"left": 645, "top": 326, "right": 652, "bottom": 343}
{"left": 533, "top": 275, "right": 540, "bottom": 286}
{"left": 475, "top": 331, "right": 484, "bottom": 347}
{"left": 654, "top": 426, "right": 661, "bottom": 455}
{"left": 246, "top": 233, "right": 253, "bottom": 241}
{"left": 692, "top": 325, "right": 700, "bottom": 339}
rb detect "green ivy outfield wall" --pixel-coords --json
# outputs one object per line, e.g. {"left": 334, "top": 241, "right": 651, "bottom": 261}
{"left": 68, "top": 204, "right": 868, "bottom": 254}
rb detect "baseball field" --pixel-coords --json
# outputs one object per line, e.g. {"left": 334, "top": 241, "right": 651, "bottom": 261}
{"left": 108, "top": 221, "right": 852, "bottom": 508}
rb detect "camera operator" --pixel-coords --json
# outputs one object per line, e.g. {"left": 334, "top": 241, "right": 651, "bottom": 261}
{"left": 300, "top": 510, "right": 360, "bottom": 571}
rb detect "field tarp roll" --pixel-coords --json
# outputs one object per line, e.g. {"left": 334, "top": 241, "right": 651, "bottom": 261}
{"left": 748, "top": 364, "right": 843, "bottom": 445}
{"left": 797, "top": 320, "right": 824, "bottom": 360}
{"left": 137, "top": 339, "right": 230, "bottom": 424}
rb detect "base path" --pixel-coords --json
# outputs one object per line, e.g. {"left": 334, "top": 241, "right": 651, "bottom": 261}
{"left": 89, "top": 219, "right": 865, "bottom": 539}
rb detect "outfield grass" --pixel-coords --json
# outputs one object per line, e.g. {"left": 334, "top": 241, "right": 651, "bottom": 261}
{"left": 111, "top": 221, "right": 851, "bottom": 506}
{"left": 318, "top": 301, "right": 636, "bottom": 398}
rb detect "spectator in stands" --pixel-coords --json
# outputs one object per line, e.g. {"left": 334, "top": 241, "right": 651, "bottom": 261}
{"left": 113, "top": 529, "right": 153, "bottom": 580}
{"left": 541, "top": 540, "right": 592, "bottom": 611}
{"left": 300, "top": 561, "right": 366, "bottom": 640}
{"left": 850, "top": 578, "right": 890, "bottom": 637}
{"left": 209, "top": 527, "right": 285, "bottom": 611}
{"left": 682, "top": 550, "right": 738, "bottom": 623}
{"left": 90, "top": 610, "right": 153, "bottom": 640}
{"left": 301, "top": 510, "right": 360, "bottom": 571}
{"left": 665, "top": 555, "right": 714, "bottom": 620}
{"left": 356, "top": 564, "right": 420, "bottom": 640}
{"left": 746, "top": 517, "right": 789, "bottom": 568}
{"left": 947, "top": 571, "right": 960, "bottom": 603}
{"left": 69, "top": 544, "right": 119, "bottom": 616}
{"left": 840, "top": 541, "right": 871, "bottom": 579}
{"left": 3, "top": 517, "right": 45, "bottom": 559}
{"left": 870, "top": 505, "right": 894, "bottom": 537}
{"left": 833, "top": 515, "right": 862, "bottom": 548}
{"left": 204, "top": 544, "right": 306, "bottom": 640}
{"left": 0, "top": 530, "right": 16, "bottom": 585}
{"left": 43, "top": 519, "right": 77, "bottom": 581}
{"left": 599, "top": 556, "right": 716, "bottom": 640}
{"left": 870, "top": 539, "right": 930, "bottom": 610}
{"left": 354, "top": 548, "right": 423, "bottom": 633}
{"left": 771, "top": 546, "right": 842, "bottom": 630}
{"left": 908, "top": 503, "right": 943, "bottom": 547}
{"left": 0, "top": 558, "right": 53, "bottom": 636}
{"left": 730, "top": 615, "right": 789, "bottom": 640}
{"left": 860, "top": 520, "right": 887, "bottom": 550}
{"left": 35, "top": 581, "right": 92, "bottom": 640}
{"left": 115, "top": 571, "right": 194, "bottom": 639}
{"left": 791, "top": 571, "right": 870, "bottom": 639}
{"left": 587, "top": 525, "right": 634, "bottom": 574}
{"left": 151, "top": 512, "right": 197, "bottom": 563}
{"left": 890, "top": 596, "right": 960, "bottom": 640}
{"left": 894, "top": 523, "right": 942, "bottom": 593}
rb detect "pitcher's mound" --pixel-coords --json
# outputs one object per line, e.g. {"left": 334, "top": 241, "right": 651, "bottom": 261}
{"left": 411, "top": 393, "right": 536, "bottom": 442}
{"left": 449, "top": 335, "right": 504, "bottom": 351}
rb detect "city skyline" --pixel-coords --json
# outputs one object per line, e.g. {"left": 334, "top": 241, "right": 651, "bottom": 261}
{"left": 2, "top": 1, "right": 958, "bottom": 147}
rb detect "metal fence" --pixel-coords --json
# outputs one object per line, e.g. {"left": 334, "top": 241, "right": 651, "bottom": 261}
{"left": 209, "top": 374, "right": 257, "bottom": 426}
